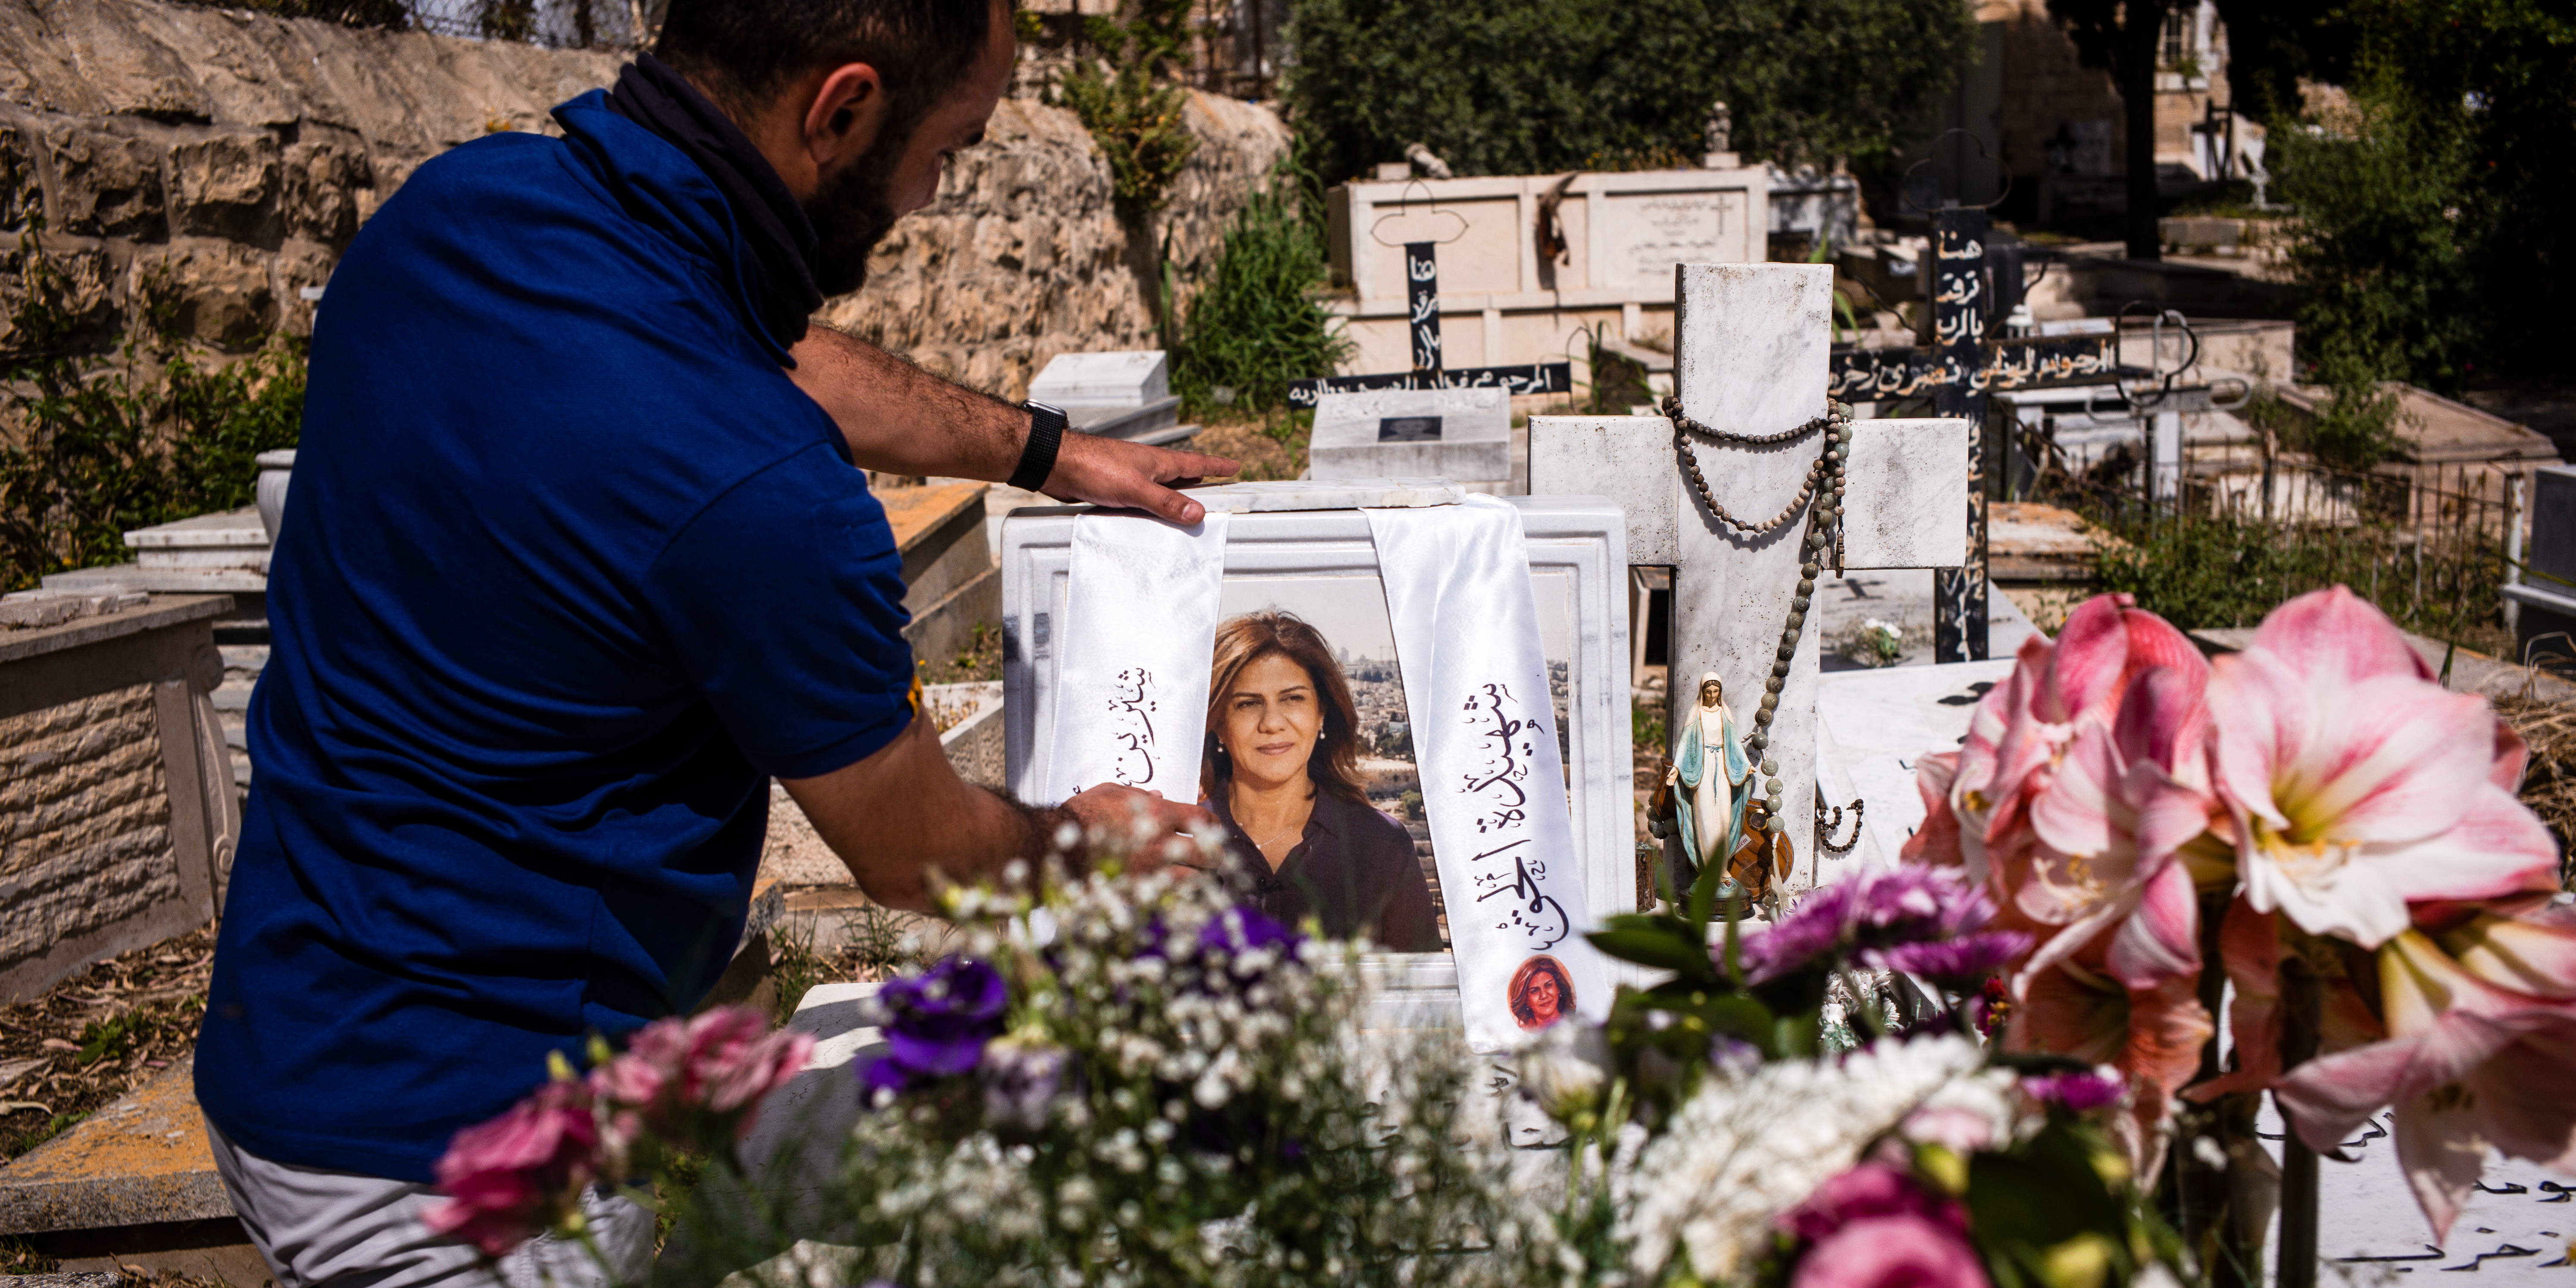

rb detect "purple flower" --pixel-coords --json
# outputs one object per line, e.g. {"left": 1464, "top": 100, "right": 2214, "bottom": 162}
{"left": 980, "top": 1037, "right": 1070, "bottom": 1131}
{"left": 2022, "top": 1068, "right": 2126, "bottom": 1113}
{"left": 1860, "top": 931, "right": 2032, "bottom": 986}
{"left": 856, "top": 956, "right": 1008, "bottom": 1097}
{"left": 1199, "top": 904, "right": 1300, "bottom": 958}
{"left": 1738, "top": 868, "right": 2004, "bottom": 986}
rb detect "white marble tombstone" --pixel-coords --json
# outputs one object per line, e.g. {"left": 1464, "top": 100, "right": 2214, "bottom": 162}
{"left": 997, "top": 483, "right": 1645, "bottom": 1020}
{"left": 1531, "top": 263, "right": 1971, "bottom": 895}
{"left": 1308, "top": 387, "right": 1513, "bottom": 494}
{"left": 1027, "top": 350, "right": 1169, "bottom": 408}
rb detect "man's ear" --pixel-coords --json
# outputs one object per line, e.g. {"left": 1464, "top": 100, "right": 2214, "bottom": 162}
{"left": 803, "top": 63, "right": 890, "bottom": 169}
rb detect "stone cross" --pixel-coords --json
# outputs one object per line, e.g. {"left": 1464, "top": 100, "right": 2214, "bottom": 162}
{"left": 1532, "top": 263, "right": 1969, "bottom": 897}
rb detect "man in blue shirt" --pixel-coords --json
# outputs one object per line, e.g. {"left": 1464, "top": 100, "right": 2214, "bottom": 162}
{"left": 195, "top": 0, "right": 1226, "bottom": 1281}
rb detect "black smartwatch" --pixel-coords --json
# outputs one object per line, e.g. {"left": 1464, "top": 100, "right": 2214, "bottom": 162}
{"left": 1010, "top": 400, "right": 1067, "bottom": 492}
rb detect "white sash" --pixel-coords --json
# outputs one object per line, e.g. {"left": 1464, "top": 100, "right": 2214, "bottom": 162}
{"left": 1365, "top": 495, "right": 1607, "bottom": 1051}
{"left": 1041, "top": 511, "right": 1231, "bottom": 806}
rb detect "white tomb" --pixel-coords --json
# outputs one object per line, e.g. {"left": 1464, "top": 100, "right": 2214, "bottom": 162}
{"left": 1026, "top": 349, "right": 1185, "bottom": 444}
{"left": 1325, "top": 167, "right": 1769, "bottom": 376}
{"left": 1307, "top": 387, "right": 1514, "bottom": 494}
{"left": 997, "top": 481, "right": 1642, "bottom": 1025}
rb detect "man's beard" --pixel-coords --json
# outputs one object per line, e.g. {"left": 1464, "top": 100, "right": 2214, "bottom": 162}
{"left": 805, "top": 134, "right": 907, "bottom": 297}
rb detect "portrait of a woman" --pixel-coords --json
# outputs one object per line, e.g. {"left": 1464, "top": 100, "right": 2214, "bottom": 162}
{"left": 1201, "top": 612, "right": 1442, "bottom": 952}
{"left": 1507, "top": 955, "right": 1573, "bottom": 1030}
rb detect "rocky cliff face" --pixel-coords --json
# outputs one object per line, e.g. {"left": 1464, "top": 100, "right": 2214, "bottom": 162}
{"left": 0, "top": 0, "right": 621, "bottom": 357}
{"left": 830, "top": 87, "right": 1291, "bottom": 397}
{"left": 0, "top": 0, "right": 1287, "bottom": 401}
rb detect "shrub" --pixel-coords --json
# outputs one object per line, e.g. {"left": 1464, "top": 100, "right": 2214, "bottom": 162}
{"left": 1164, "top": 159, "right": 1351, "bottom": 416}
{"left": 0, "top": 232, "right": 305, "bottom": 591}
{"left": 1284, "top": 0, "right": 1976, "bottom": 183}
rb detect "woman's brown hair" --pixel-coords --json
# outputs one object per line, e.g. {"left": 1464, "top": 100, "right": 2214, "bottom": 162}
{"left": 1201, "top": 611, "right": 1368, "bottom": 805}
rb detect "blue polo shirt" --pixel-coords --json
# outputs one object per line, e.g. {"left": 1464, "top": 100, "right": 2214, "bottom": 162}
{"left": 195, "top": 92, "right": 914, "bottom": 1181}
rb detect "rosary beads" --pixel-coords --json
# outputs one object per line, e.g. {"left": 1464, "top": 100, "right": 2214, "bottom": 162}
{"left": 1662, "top": 394, "right": 1855, "bottom": 835}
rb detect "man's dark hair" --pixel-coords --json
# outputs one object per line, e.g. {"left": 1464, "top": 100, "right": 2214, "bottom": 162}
{"left": 655, "top": 0, "right": 1001, "bottom": 134}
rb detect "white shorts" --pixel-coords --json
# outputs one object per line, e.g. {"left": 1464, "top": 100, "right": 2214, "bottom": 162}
{"left": 204, "top": 1117, "right": 655, "bottom": 1288}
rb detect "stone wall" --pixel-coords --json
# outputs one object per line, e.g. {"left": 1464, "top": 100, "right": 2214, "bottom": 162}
{"left": 0, "top": 685, "right": 182, "bottom": 985}
{"left": 0, "top": 0, "right": 1290, "bottom": 402}
{"left": 817, "top": 86, "right": 1290, "bottom": 398}
{"left": 0, "top": 0, "right": 621, "bottom": 362}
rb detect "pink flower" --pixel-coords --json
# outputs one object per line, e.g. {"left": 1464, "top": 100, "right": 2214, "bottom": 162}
{"left": 2009, "top": 932, "right": 2213, "bottom": 1177}
{"left": 590, "top": 1007, "right": 815, "bottom": 1143}
{"left": 2272, "top": 901, "right": 2576, "bottom": 1240}
{"left": 1791, "top": 1214, "right": 1991, "bottom": 1288}
{"left": 2206, "top": 587, "right": 2557, "bottom": 948}
{"left": 2018, "top": 666, "right": 2216, "bottom": 991}
{"left": 1917, "top": 594, "right": 2206, "bottom": 894}
{"left": 1779, "top": 1163, "right": 1969, "bottom": 1243}
{"left": 424, "top": 1080, "right": 602, "bottom": 1258}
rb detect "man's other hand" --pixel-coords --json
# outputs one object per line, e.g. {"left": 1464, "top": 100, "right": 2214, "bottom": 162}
{"left": 1059, "top": 784, "right": 1221, "bottom": 874}
{"left": 1045, "top": 435, "right": 1238, "bottom": 526}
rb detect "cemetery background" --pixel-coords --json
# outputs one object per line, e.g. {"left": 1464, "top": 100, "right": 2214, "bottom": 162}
{"left": 0, "top": 0, "right": 2565, "bottom": 1278}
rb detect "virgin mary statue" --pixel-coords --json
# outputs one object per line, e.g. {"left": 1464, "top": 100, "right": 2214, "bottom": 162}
{"left": 1670, "top": 672, "right": 1751, "bottom": 877}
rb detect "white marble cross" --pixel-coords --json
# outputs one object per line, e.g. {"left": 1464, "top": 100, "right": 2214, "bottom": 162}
{"left": 1532, "top": 263, "right": 1971, "bottom": 899}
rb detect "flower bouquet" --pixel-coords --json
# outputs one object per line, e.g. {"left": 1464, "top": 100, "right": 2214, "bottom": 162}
{"left": 1899, "top": 587, "right": 2575, "bottom": 1282}
{"left": 656, "top": 844, "right": 1525, "bottom": 1287}
{"left": 428, "top": 584, "right": 2571, "bottom": 1288}
{"left": 1516, "top": 857, "right": 2182, "bottom": 1288}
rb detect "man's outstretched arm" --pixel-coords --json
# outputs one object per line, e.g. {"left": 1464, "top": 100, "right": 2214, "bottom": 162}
{"left": 787, "top": 324, "right": 1238, "bottom": 526}
{"left": 780, "top": 710, "right": 1216, "bottom": 913}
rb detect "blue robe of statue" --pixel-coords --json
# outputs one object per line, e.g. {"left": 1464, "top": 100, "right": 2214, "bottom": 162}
{"left": 1673, "top": 698, "right": 1752, "bottom": 874}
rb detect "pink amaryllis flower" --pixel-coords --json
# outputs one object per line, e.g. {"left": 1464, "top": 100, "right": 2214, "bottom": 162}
{"left": 1907, "top": 593, "right": 2206, "bottom": 896}
{"left": 591, "top": 1006, "right": 815, "bottom": 1143}
{"left": 424, "top": 1079, "right": 603, "bottom": 1257}
{"left": 2207, "top": 587, "right": 2557, "bottom": 949}
{"left": 2188, "top": 899, "right": 2384, "bottom": 1101}
{"left": 2008, "top": 931, "right": 2214, "bottom": 1176}
{"left": 2018, "top": 666, "right": 2216, "bottom": 991}
{"left": 2272, "top": 900, "right": 2576, "bottom": 1239}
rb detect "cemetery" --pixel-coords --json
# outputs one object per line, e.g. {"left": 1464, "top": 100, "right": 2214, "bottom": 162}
{"left": 0, "top": 0, "right": 2567, "bottom": 1284}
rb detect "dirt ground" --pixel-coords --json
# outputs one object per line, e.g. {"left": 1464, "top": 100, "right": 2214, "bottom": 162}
{"left": 0, "top": 925, "right": 213, "bottom": 1164}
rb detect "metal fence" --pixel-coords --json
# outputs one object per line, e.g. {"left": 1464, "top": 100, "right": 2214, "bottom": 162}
{"left": 2013, "top": 410, "right": 2534, "bottom": 659}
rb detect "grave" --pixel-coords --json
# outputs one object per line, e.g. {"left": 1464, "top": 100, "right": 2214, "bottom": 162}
{"left": 1323, "top": 165, "right": 1769, "bottom": 378}
{"left": 1307, "top": 386, "right": 1515, "bottom": 494}
{"left": 1025, "top": 349, "right": 1188, "bottom": 446}
{"left": 0, "top": 596, "right": 237, "bottom": 1002}
{"left": 1531, "top": 263, "right": 1971, "bottom": 892}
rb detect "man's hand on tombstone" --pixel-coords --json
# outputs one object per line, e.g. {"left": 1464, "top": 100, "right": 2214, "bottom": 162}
{"left": 1044, "top": 434, "right": 1238, "bottom": 527}
{"left": 1058, "top": 784, "right": 1221, "bottom": 875}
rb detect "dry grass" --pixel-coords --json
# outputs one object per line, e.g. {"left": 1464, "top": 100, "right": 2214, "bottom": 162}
{"left": 2495, "top": 692, "right": 2576, "bottom": 891}
{"left": 0, "top": 925, "right": 213, "bottom": 1162}
{"left": 1188, "top": 413, "right": 1308, "bottom": 482}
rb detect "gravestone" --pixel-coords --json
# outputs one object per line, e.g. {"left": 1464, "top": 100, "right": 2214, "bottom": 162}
{"left": 1027, "top": 349, "right": 1184, "bottom": 445}
{"left": 1309, "top": 387, "right": 1513, "bottom": 493}
{"left": 1322, "top": 167, "right": 1768, "bottom": 378}
{"left": 1532, "top": 263, "right": 1970, "bottom": 890}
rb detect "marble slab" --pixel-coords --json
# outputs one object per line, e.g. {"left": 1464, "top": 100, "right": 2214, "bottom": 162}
{"left": 1813, "top": 658, "right": 2019, "bottom": 873}
{"left": 1309, "top": 388, "right": 1512, "bottom": 485}
{"left": 1028, "top": 350, "right": 1169, "bottom": 408}
{"left": 1177, "top": 478, "right": 1466, "bottom": 512}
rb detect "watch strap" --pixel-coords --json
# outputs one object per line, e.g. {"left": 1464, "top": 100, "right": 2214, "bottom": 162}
{"left": 1009, "top": 401, "right": 1066, "bottom": 492}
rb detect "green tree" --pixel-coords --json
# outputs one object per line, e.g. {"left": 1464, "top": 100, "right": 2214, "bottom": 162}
{"left": 2219, "top": 0, "right": 2575, "bottom": 387}
{"left": 2270, "top": 74, "right": 2485, "bottom": 394}
{"left": 1284, "top": 0, "right": 1976, "bottom": 184}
